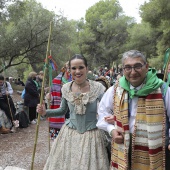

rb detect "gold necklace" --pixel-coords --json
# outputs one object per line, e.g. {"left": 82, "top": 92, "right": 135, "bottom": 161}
{"left": 74, "top": 80, "right": 87, "bottom": 91}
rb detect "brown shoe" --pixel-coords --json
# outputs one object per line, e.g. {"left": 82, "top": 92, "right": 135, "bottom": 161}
{"left": 0, "top": 126, "right": 10, "bottom": 134}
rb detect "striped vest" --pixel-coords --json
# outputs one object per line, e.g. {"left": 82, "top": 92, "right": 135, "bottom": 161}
{"left": 111, "top": 83, "right": 166, "bottom": 170}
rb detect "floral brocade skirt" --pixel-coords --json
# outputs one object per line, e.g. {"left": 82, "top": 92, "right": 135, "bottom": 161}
{"left": 44, "top": 124, "right": 109, "bottom": 170}
{"left": 49, "top": 127, "right": 60, "bottom": 140}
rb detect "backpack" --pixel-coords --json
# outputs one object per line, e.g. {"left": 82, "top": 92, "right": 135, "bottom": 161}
{"left": 21, "top": 89, "right": 25, "bottom": 99}
{"left": 15, "top": 111, "right": 29, "bottom": 128}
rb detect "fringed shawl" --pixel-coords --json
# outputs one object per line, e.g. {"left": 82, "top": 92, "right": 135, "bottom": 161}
{"left": 111, "top": 82, "right": 166, "bottom": 170}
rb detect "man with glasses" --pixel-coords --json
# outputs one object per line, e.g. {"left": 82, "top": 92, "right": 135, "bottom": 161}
{"left": 97, "top": 50, "right": 170, "bottom": 169}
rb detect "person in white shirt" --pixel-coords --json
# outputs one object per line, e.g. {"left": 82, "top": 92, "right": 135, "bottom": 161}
{"left": 97, "top": 50, "right": 170, "bottom": 170}
{"left": 0, "top": 75, "right": 17, "bottom": 131}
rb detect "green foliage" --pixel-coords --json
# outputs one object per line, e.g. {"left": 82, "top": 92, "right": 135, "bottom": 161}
{"left": 79, "top": 0, "right": 134, "bottom": 69}
{"left": 1, "top": 0, "right": 170, "bottom": 74}
{"left": 140, "top": 0, "right": 170, "bottom": 68}
{"left": 23, "top": 65, "right": 33, "bottom": 83}
{"left": 125, "top": 22, "right": 157, "bottom": 59}
{"left": 0, "top": 0, "right": 54, "bottom": 71}
{"left": 140, "top": 0, "right": 161, "bottom": 27}
{"left": 148, "top": 55, "right": 163, "bottom": 70}
{"left": 0, "top": 0, "right": 80, "bottom": 80}
{"left": 141, "top": 0, "right": 170, "bottom": 27}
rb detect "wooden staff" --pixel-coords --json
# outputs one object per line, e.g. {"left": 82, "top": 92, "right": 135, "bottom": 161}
{"left": 31, "top": 21, "right": 52, "bottom": 170}
{"left": 110, "top": 61, "right": 114, "bottom": 76}
{"left": 163, "top": 49, "right": 170, "bottom": 81}
{"left": 6, "top": 94, "right": 14, "bottom": 122}
{"left": 163, "top": 58, "right": 170, "bottom": 81}
{"left": 48, "top": 50, "right": 52, "bottom": 153}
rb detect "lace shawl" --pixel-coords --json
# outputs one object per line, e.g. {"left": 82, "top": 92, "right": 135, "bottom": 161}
{"left": 61, "top": 80, "right": 105, "bottom": 115}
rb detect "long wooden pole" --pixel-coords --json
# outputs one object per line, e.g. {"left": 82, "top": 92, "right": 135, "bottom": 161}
{"left": 31, "top": 21, "right": 52, "bottom": 170}
{"left": 163, "top": 57, "right": 170, "bottom": 81}
{"left": 48, "top": 50, "right": 52, "bottom": 153}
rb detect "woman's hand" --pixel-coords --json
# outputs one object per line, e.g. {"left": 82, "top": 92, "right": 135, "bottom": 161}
{"left": 104, "top": 115, "right": 114, "bottom": 124}
{"left": 36, "top": 104, "right": 46, "bottom": 116}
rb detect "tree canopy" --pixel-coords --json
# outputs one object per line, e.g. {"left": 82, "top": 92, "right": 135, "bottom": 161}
{"left": 0, "top": 0, "right": 79, "bottom": 77}
{"left": 140, "top": 0, "right": 170, "bottom": 68}
{"left": 1, "top": 0, "right": 170, "bottom": 78}
{"left": 79, "top": 0, "right": 135, "bottom": 68}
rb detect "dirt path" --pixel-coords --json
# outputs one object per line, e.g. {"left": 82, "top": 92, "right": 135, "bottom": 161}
{"left": 0, "top": 121, "right": 49, "bottom": 170}
{"left": 0, "top": 91, "right": 52, "bottom": 170}
{"left": 0, "top": 120, "right": 51, "bottom": 170}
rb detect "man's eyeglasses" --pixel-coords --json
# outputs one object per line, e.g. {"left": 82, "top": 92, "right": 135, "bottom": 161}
{"left": 123, "top": 63, "right": 146, "bottom": 73}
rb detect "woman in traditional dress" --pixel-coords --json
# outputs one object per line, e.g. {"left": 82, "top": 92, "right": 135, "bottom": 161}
{"left": 37, "top": 54, "right": 109, "bottom": 170}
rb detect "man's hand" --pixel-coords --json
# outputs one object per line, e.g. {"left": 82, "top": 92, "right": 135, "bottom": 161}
{"left": 111, "top": 129, "right": 124, "bottom": 144}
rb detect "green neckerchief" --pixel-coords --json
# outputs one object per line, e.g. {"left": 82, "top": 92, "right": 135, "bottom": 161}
{"left": 62, "top": 76, "right": 69, "bottom": 84}
{"left": 119, "top": 68, "right": 164, "bottom": 99}
{"left": 165, "top": 72, "right": 170, "bottom": 95}
{"left": 33, "top": 80, "right": 39, "bottom": 90}
{"left": 167, "top": 72, "right": 170, "bottom": 85}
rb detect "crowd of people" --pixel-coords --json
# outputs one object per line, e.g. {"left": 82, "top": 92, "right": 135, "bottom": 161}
{"left": 0, "top": 50, "right": 170, "bottom": 170}
{"left": 0, "top": 70, "right": 45, "bottom": 133}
